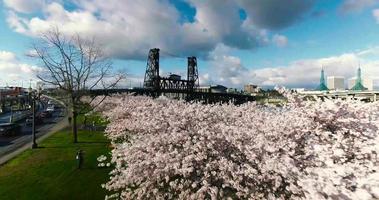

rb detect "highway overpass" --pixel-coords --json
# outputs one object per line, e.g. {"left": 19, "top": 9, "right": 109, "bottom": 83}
{"left": 298, "top": 90, "right": 379, "bottom": 102}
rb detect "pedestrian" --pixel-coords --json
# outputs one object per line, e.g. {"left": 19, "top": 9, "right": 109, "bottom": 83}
{"left": 68, "top": 116, "right": 72, "bottom": 125}
{"left": 76, "top": 149, "right": 84, "bottom": 169}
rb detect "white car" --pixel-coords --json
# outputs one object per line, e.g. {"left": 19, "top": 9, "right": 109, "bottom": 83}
{"left": 46, "top": 106, "right": 55, "bottom": 112}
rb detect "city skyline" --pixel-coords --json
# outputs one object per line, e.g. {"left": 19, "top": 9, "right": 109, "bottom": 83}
{"left": 1, "top": 0, "right": 379, "bottom": 89}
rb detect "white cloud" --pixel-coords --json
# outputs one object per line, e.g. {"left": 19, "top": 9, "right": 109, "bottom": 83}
{"left": 0, "top": 51, "right": 41, "bottom": 86}
{"left": 204, "top": 44, "right": 253, "bottom": 87}
{"left": 272, "top": 34, "right": 288, "bottom": 47}
{"left": 3, "top": 0, "right": 45, "bottom": 13}
{"left": 373, "top": 9, "right": 379, "bottom": 23}
{"left": 4, "top": 0, "right": 314, "bottom": 60}
{"left": 253, "top": 54, "right": 359, "bottom": 88}
{"left": 205, "top": 47, "right": 379, "bottom": 89}
{"left": 0, "top": 51, "right": 17, "bottom": 61}
{"left": 339, "top": 0, "right": 377, "bottom": 13}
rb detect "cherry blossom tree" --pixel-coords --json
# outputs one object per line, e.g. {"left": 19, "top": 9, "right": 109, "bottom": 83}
{"left": 92, "top": 91, "right": 379, "bottom": 200}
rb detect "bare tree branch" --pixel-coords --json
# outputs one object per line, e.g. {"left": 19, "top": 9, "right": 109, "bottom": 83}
{"left": 32, "top": 27, "right": 125, "bottom": 143}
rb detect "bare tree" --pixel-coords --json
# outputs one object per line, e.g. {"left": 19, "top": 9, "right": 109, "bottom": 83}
{"left": 31, "top": 28, "right": 123, "bottom": 143}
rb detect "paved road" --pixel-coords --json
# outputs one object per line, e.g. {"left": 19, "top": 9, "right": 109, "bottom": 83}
{"left": 0, "top": 106, "right": 67, "bottom": 165}
{"left": 0, "top": 112, "right": 13, "bottom": 123}
{"left": 0, "top": 111, "right": 29, "bottom": 124}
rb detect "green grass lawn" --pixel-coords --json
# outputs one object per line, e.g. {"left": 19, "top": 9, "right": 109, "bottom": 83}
{"left": 0, "top": 128, "right": 112, "bottom": 200}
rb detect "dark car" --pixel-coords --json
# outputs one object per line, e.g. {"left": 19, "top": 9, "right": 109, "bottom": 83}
{"left": 41, "top": 111, "right": 53, "bottom": 118}
{"left": 26, "top": 116, "right": 43, "bottom": 126}
{"left": 40, "top": 111, "right": 52, "bottom": 118}
{"left": 0, "top": 123, "right": 21, "bottom": 136}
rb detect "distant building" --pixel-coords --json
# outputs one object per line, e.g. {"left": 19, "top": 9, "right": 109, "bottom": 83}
{"left": 350, "top": 67, "right": 368, "bottom": 91}
{"left": 226, "top": 88, "right": 238, "bottom": 94}
{"left": 244, "top": 84, "right": 260, "bottom": 94}
{"left": 168, "top": 74, "right": 181, "bottom": 80}
{"left": 197, "top": 85, "right": 227, "bottom": 93}
{"left": 327, "top": 76, "right": 345, "bottom": 90}
{"left": 0, "top": 87, "right": 24, "bottom": 99}
{"left": 317, "top": 68, "right": 328, "bottom": 91}
{"left": 210, "top": 85, "right": 227, "bottom": 93}
{"left": 348, "top": 77, "right": 373, "bottom": 91}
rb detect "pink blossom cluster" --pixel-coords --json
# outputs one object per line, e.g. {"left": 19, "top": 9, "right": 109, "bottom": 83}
{"left": 92, "top": 93, "right": 379, "bottom": 200}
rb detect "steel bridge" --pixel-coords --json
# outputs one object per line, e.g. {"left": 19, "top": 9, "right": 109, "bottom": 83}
{"left": 143, "top": 48, "right": 199, "bottom": 91}
{"left": 90, "top": 48, "right": 257, "bottom": 104}
{"left": 90, "top": 88, "right": 257, "bottom": 105}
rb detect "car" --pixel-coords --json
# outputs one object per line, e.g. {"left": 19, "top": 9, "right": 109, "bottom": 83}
{"left": 25, "top": 117, "right": 32, "bottom": 125}
{"left": 46, "top": 105, "right": 55, "bottom": 112}
{"left": 38, "top": 112, "right": 47, "bottom": 119}
{"left": 0, "top": 123, "right": 21, "bottom": 136}
{"left": 26, "top": 116, "right": 43, "bottom": 126}
{"left": 40, "top": 111, "right": 52, "bottom": 118}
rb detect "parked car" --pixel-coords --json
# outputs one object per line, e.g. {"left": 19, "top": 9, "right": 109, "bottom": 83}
{"left": 0, "top": 123, "right": 21, "bottom": 136}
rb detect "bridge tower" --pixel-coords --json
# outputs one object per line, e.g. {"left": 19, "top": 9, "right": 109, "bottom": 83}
{"left": 143, "top": 48, "right": 160, "bottom": 89}
{"left": 187, "top": 56, "right": 199, "bottom": 90}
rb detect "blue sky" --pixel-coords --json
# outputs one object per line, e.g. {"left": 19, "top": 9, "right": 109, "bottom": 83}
{"left": 1, "top": 0, "right": 379, "bottom": 89}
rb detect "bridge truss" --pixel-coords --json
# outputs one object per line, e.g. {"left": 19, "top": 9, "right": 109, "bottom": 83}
{"left": 143, "top": 48, "right": 199, "bottom": 91}
{"left": 91, "top": 48, "right": 257, "bottom": 105}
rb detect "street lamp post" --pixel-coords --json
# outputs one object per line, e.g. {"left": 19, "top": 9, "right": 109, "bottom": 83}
{"left": 31, "top": 96, "right": 37, "bottom": 149}
{"left": 29, "top": 85, "right": 42, "bottom": 149}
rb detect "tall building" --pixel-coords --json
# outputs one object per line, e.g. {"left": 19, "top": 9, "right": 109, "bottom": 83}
{"left": 350, "top": 67, "right": 367, "bottom": 91}
{"left": 348, "top": 77, "right": 373, "bottom": 91}
{"left": 327, "top": 76, "right": 345, "bottom": 90}
{"left": 317, "top": 68, "right": 328, "bottom": 91}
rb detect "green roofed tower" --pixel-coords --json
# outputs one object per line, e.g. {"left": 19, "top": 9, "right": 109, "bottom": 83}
{"left": 351, "top": 67, "right": 367, "bottom": 91}
{"left": 317, "top": 67, "right": 328, "bottom": 91}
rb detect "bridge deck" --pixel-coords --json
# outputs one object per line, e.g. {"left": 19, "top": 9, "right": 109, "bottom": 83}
{"left": 90, "top": 88, "right": 257, "bottom": 104}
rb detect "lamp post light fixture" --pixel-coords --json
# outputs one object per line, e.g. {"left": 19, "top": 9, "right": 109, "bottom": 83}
{"left": 28, "top": 85, "right": 42, "bottom": 149}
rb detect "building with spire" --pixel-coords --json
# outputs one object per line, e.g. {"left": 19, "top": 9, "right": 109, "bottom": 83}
{"left": 350, "top": 67, "right": 367, "bottom": 91}
{"left": 317, "top": 67, "right": 328, "bottom": 91}
{"left": 348, "top": 67, "right": 372, "bottom": 91}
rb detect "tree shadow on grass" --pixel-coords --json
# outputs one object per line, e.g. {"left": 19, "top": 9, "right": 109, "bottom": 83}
{"left": 41, "top": 144, "right": 107, "bottom": 149}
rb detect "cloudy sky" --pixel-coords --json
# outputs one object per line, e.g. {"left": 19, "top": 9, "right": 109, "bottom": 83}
{"left": 1, "top": 0, "right": 379, "bottom": 89}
